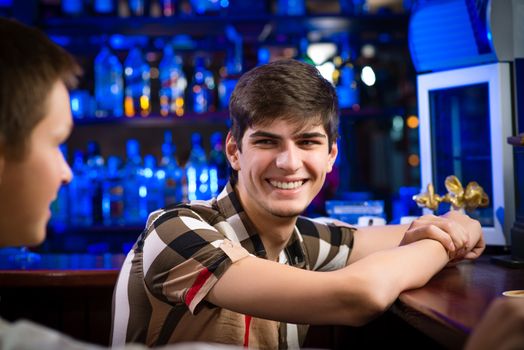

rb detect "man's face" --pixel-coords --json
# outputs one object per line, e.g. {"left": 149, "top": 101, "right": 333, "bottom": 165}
{"left": 0, "top": 81, "right": 73, "bottom": 247}
{"left": 227, "top": 118, "right": 337, "bottom": 221}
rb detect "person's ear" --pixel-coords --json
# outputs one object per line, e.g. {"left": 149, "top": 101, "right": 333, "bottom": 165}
{"left": 327, "top": 142, "right": 338, "bottom": 173}
{"left": 225, "top": 132, "right": 241, "bottom": 171}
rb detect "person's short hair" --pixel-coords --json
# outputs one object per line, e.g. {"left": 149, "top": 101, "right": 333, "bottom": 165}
{"left": 0, "top": 18, "right": 81, "bottom": 160}
{"left": 229, "top": 59, "right": 339, "bottom": 149}
{"left": 228, "top": 59, "right": 339, "bottom": 183}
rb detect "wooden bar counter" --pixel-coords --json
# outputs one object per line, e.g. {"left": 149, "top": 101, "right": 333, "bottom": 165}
{"left": 1, "top": 253, "right": 522, "bottom": 348}
{"left": 391, "top": 255, "right": 524, "bottom": 349}
{"left": 0, "top": 253, "right": 124, "bottom": 346}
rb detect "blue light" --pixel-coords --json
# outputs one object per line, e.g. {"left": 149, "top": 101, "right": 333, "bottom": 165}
{"left": 143, "top": 168, "right": 153, "bottom": 178}
{"left": 139, "top": 185, "right": 147, "bottom": 198}
{"left": 49, "top": 35, "right": 71, "bottom": 47}
{"left": 71, "top": 97, "right": 80, "bottom": 113}
{"left": 109, "top": 34, "right": 126, "bottom": 50}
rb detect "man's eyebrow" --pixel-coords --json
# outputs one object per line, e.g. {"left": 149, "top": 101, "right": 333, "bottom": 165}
{"left": 249, "top": 131, "right": 327, "bottom": 140}
{"left": 296, "top": 132, "right": 327, "bottom": 139}
{"left": 249, "top": 131, "right": 281, "bottom": 139}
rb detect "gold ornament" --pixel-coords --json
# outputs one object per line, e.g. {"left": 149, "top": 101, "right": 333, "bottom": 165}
{"left": 413, "top": 175, "right": 489, "bottom": 212}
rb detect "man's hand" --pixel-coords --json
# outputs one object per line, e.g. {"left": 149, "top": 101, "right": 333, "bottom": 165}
{"left": 399, "top": 211, "right": 485, "bottom": 263}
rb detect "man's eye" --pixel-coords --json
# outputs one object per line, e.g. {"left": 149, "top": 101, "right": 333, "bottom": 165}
{"left": 254, "top": 139, "right": 275, "bottom": 145}
{"left": 298, "top": 140, "right": 321, "bottom": 146}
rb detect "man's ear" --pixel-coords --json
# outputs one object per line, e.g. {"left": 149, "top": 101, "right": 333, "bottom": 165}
{"left": 327, "top": 142, "right": 338, "bottom": 173}
{"left": 225, "top": 132, "right": 241, "bottom": 171}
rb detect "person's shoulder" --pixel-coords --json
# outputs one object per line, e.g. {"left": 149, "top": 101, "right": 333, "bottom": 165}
{"left": 147, "top": 199, "right": 224, "bottom": 229}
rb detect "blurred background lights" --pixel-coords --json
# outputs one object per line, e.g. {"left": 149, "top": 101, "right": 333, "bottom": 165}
{"left": 307, "top": 42, "right": 337, "bottom": 65}
{"left": 316, "top": 62, "right": 336, "bottom": 84}
{"left": 407, "top": 115, "right": 419, "bottom": 128}
{"left": 361, "top": 44, "right": 376, "bottom": 58}
{"left": 361, "top": 66, "right": 376, "bottom": 86}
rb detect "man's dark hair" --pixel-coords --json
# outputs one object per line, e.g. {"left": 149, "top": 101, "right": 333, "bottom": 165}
{"left": 228, "top": 59, "right": 339, "bottom": 183}
{"left": 0, "top": 18, "right": 81, "bottom": 160}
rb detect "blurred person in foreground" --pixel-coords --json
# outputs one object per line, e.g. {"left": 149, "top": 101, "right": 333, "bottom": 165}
{"left": 0, "top": 17, "right": 237, "bottom": 350}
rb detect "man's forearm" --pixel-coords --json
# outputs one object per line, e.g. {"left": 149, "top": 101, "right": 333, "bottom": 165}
{"left": 345, "top": 239, "right": 449, "bottom": 308}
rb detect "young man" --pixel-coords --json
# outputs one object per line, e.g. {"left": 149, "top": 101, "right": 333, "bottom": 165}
{"left": 111, "top": 59, "right": 485, "bottom": 349}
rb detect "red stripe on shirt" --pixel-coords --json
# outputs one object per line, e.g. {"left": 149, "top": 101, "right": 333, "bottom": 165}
{"left": 244, "top": 315, "right": 252, "bottom": 347}
{"left": 185, "top": 267, "right": 212, "bottom": 307}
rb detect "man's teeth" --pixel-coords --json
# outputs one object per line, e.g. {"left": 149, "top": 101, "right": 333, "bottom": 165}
{"left": 270, "top": 180, "right": 304, "bottom": 189}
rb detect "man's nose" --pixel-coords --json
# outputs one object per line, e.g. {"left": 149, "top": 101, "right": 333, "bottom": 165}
{"left": 275, "top": 144, "right": 301, "bottom": 172}
{"left": 61, "top": 153, "right": 73, "bottom": 185}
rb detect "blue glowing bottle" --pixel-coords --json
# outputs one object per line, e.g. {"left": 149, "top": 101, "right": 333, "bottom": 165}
{"left": 62, "top": 0, "right": 84, "bottom": 16}
{"left": 277, "top": 0, "right": 305, "bottom": 16}
{"left": 123, "top": 139, "right": 147, "bottom": 225}
{"left": 143, "top": 154, "right": 165, "bottom": 214}
{"left": 159, "top": 44, "right": 187, "bottom": 117}
{"left": 93, "top": 0, "right": 116, "bottom": 15}
{"left": 218, "top": 26, "right": 242, "bottom": 111}
{"left": 186, "top": 132, "right": 209, "bottom": 200}
{"left": 124, "top": 47, "right": 150, "bottom": 117}
{"left": 191, "top": 56, "right": 215, "bottom": 114}
{"left": 69, "top": 151, "right": 93, "bottom": 227}
{"left": 102, "top": 156, "right": 125, "bottom": 226}
{"left": 128, "top": 0, "right": 145, "bottom": 16}
{"left": 336, "top": 35, "right": 359, "bottom": 109}
{"left": 86, "top": 141, "right": 105, "bottom": 225}
{"left": 160, "top": 131, "right": 185, "bottom": 206}
{"left": 208, "top": 131, "right": 228, "bottom": 195}
{"left": 95, "top": 45, "right": 124, "bottom": 118}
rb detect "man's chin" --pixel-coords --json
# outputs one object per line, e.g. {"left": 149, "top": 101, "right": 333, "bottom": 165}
{"left": 268, "top": 207, "right": 306, "bottom": 218}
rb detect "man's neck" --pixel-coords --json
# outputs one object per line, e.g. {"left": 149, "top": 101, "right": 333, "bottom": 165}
{"left": 233, "top": 186, "right": 297, "bottom": 261}
{"left": 252, "top": 217, "right": 296, "bottom": 262}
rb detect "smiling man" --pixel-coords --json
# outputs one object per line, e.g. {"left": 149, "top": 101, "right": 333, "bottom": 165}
{"left": 112, "top": 59, "right": 485, "bottom": 349}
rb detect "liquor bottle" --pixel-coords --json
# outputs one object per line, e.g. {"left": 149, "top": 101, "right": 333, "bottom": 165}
{"left": 143, "top": 154, "right": 165, "bottom": 213}
{"left": 93, "top": 0, "right": 116, "bottom": 15}
{"left": 62, "top": 0, "right": 84, "bottom": 16}
{"left": 159, "top": 44, "right": 187, "bottom": 117}
{"left": 334, "top": 35, "right": 359, "bottom": 109}
{"left": 128, "top": 0, "right": 146, "bottom": 15}
{"left": 277, "top": 0, "right": 305, "bottom": 16}
{"left": 186, "top": 132, "right": 210, "bottom": 200}
{"left": 95, "top": 45, "right": 124, "bottom": 117}
{"left": 102, "top": 156, "right": 125, "bottom": 226}
{"left": 124, "top": 47, "right": 151, "bottom": 117}
{"left": 160, "top": 0, "right": 176, "bottom": 16}
{"left": 191, "top": 55, "right": 215, "bottom": 114}
{"left": 208, "top": 131, "right": 228, "bottom": 195}
{"left": 160, "top": 131, "right": 185, "bottom": 205}
{"left": 86, "top": 141, "right": 105, "bottom": 225}
{"left": 218, "top": 27, "right": 242, "bottom": 110}
{"left": 190, "top": 0, "right": 223, "bottom": 15}
{"left": 122, "top": 139, "right": 148, "bottom": 225}
{"left": 69, "top": 151, "right": 93, "bottom": 227}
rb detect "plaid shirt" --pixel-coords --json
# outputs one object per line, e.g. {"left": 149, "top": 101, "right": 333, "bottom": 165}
{"left": 111, "top": 182, "right": 355, "bottom": 349}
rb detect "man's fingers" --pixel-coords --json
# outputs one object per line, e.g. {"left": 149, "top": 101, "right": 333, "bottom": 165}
{"left": 407, "top": 225, "right": 456, "bottom": 253}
